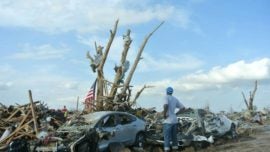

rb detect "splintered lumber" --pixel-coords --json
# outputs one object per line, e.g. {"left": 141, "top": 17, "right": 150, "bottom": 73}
{"left": 28, "top": 90, "right": 39, "bottom": 134}
{"left": 17, "top": 110, "right": 31, "bottom": 129}
{"left": 18, "top": 101, "right": 40, "bottom": 108}
{"left": 0, "top": 119, "right": 34, "bottom": 144}
{"left": 6, "top": 108, "right": 20, "bottom": 121}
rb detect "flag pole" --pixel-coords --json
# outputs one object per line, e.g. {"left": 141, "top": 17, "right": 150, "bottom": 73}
{"left": 76, "top": 96, "right": 79, "bottom": 112}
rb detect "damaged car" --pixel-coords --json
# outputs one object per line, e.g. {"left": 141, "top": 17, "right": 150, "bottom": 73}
{"left": 177, "top": 109, "right": 238, "bottom": 139}
{"left": 145, "top": 109, "right": 237, "bottom": 150}
{"left": 57, "top": 111, "right": 146, "bottom": 152}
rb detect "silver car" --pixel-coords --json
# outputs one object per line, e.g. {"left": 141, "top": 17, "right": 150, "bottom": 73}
{"left": 70, "top": 111, "right": 146, "bottom": 152}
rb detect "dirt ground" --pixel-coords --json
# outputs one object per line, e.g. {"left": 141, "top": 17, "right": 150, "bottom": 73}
{"left": 187, "top": 125, "right": 270, "bottom": 152}
{"left": 143, "top": 125, "right": 270, "bottom": 152}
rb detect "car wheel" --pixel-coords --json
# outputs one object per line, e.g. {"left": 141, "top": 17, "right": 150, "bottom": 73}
{"left": 230, "top": 123, "right": 238, "bottom": 140}
{"left": 191, "top": 141, "right": 210, "bottom": 150}
{"left": 134, "top": 132, "right": 146, "bottom": 148}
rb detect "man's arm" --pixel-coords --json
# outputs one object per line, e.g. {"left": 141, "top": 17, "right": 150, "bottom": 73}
{"left": 176, "top": 100, "right": 186, "bottom": 114}
{"left": 163, "top": 104, "right": 168, "bottom": 119}
{"left": 176, "top": 107, "right": 186, "bottom": 114}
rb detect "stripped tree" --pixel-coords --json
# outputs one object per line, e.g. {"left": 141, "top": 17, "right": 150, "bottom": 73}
{"left": 242, "top": 80, "right": 258, "bottom": 111}
{"left": 86, "top": 20, "right": 163, "bottom": 111}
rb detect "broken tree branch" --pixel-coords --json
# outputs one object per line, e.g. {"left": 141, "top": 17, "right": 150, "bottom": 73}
{"left": 120, "top": 21, "right": 164, "bottom": 95}
{"left": 98, "top": 19, "right": 119, "bottom": 72}
{"left": 86, "top": 51, "right": 94, "bottom": 62}
{"left": 242, "top": 92, "right": 249, "bottom": 109}
{"left": 131, "top": 85, "right": 154, "bottom": 105}
{"left": 94, "top": 41, "right": 98, "bottom": 53}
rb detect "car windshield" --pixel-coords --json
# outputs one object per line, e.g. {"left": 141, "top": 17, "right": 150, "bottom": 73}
{"left": 82, "top": 112, "right": 109, "bottom": 126}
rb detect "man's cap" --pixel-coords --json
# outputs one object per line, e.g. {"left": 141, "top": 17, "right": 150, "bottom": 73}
{"left": 166, "top": 87, "right": 173, "bottom": 94}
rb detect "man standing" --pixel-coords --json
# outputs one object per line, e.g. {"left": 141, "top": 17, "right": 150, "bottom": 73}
{"left": 61, "top": 105, "right": 68, "bottom": 119}
{"left": 163, "top": 87, "right": 185, "bottom": 152}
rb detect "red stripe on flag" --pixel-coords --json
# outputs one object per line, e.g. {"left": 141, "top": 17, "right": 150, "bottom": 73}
{"left": 84, "top": 79, "right": 97, "bottom": 110}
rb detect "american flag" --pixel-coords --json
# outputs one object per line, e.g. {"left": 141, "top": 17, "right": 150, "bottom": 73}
{"left": 84, "top": 79, "right": 97, "bottom": 110}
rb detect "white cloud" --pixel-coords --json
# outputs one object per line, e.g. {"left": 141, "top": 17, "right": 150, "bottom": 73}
{"left": 0, "top": 65, "right": 15, "bottom": 91}
{"left": 64, "top": 81, "right": 79, "bottom": 90}
{"left": 183, "top": 58, "right": 270, "bottom": 84}
{"left": 143, "top": 58, "right": 270, "bottom": 95}
{"left": 0, "top": 0, "right": 191, "bottom": 33}
{"left": 10, "top": 44, "right": 69, "bottom": 60}
{"left": 0, "top": 81, "right": 12, "bottom": 90}
{"left": 139, "top": 53, "right": 204, "bottom": 72}
{"left": 0, "top": 64, "right": 16, "bottom": 76}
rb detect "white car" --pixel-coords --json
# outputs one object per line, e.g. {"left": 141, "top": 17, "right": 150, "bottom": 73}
{"left": 70, "top": 111, "right": 146, "bottom": 152}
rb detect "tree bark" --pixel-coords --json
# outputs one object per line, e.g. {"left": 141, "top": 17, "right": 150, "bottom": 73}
{"left": 119, "top": 21, "right": 164, "bottom": 99}
{"left": 242, "top": 92, "right": 249, "bottom": 109}
{"left": 109, "top": 29, "right": 132, "bottom": 98}
{"left": 241, "top": 80, "right": 258, "bottom": 111}
{"left": 96, "top": 20, "right": 119, "bottom": 110}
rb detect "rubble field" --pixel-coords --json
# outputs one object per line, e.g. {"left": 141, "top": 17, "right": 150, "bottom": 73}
{"left": 193, "top": 125, "right": 270, "bottom": 152}
{"left": 1, "top": 100, "right": 270, "bottom": 152}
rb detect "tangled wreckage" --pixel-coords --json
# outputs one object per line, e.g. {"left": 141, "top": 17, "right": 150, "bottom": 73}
{"left": 145, "top": 108, "right": 237, "bottom": 150}
{"left": 1, "top": 20, "right": 270, "bottom": 152}
{"left": 1, "top": 100, "right": 269, "bottom": 152}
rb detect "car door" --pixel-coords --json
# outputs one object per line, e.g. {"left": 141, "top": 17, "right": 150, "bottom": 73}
{"left": 115, "top": 113, "right": 138, "bottom": 144}
{"left": 97, "top": 114, "right": 118, "bottom": 151}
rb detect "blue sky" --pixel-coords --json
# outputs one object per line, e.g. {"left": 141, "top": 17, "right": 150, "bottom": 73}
{"left": 0, "top": 0, "right": 269, "bottom": 112}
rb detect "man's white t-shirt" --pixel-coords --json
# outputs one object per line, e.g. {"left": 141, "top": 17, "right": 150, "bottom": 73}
{"left": 163, "top": 95, "right": 184, "bottom": 124}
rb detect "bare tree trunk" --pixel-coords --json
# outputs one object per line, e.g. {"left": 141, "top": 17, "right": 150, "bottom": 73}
{"left": 249, "top": 80, "right": 257, "bottom": 110}
{"left": 241, "top": 80, "right": 258, "bottom": 111}
{"left": 96, "top": 20, "right": 119, "bottom": 110}
{"left": 241, "top": 91, "right": 249, "bottom": 109}
{"left": 86, "top": 20, "right": 163, "bottom": 111}
{"left": 76, "top": 96, "right": 79, "bottom": 112}
{"left": 118, "top": 21, "right": 164, "bottom": 101}
{"left": 109, "top": 29, "right": 132, "bottom": 98}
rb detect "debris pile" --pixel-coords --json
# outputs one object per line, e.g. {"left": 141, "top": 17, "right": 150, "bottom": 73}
{"left": 0, "top": 100, "right": 48, "bottom": 150}
{"left": 226, "top": 109, "right": 270, "bottom": 137}
{"left": 0, "top": 91, "right": 69, "bottom": 151}
{"left": 1, "top": 99, "right": 270, "bottom": 152}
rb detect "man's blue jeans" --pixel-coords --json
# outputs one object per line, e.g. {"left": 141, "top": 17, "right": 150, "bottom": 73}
{"left": 163, "top": 123, "right": 178, "bottom": 151}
